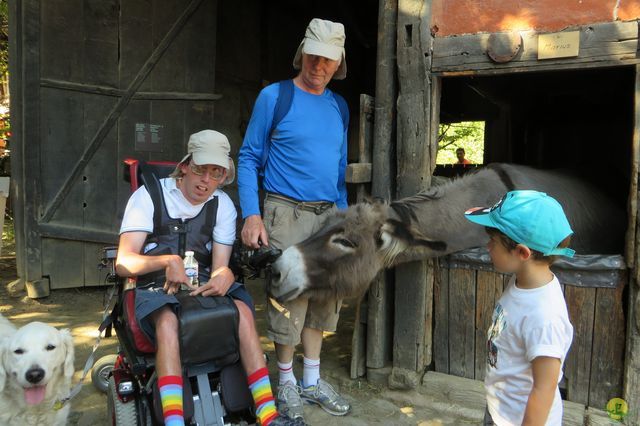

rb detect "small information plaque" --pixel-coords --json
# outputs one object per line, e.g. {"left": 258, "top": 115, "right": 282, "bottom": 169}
{"left": 135, "top": 123, "right": 164, "bottom": 152}
{"left": 538, "top": 31, "right": 580, "bottom": 60}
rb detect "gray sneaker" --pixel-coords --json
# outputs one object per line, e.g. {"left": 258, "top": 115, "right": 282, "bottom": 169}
{"left": 300, "top": 379, "right": 351, "bottom": 416}
{"left": 276, "top": 381, "right": 305, "bottom": 421}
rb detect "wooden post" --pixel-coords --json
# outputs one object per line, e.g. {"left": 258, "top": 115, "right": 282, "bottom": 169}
{"left": 350, "top": 94, "right": 375, "bottom": 379}
{"left": 390, "top": 0, "right": 435, "bottom": 388}
{"left": 10, "top": 0, "right": 45, "bottom": 295}
{"left": 367, "top": 0, "right": 397, "bottom": 373}
{"left": 623, "top": 64, "right": 640, "bottom": 424}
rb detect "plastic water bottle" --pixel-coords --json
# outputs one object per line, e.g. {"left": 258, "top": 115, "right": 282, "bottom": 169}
{"left": 183, "top": 250, "right": 199, "bottom": 289}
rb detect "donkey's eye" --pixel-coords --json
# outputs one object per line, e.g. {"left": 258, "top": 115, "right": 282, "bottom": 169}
{"left": 46, "top": 344, "right": 56, "bottom": 351}
{"left": 14, "top": 348, "right": 24, "bottom": 355}
{"left": 333, "top": 238, "right": 357, "bottom": 248}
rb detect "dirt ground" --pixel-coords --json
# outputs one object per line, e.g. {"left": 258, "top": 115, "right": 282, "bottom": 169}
{"left": 0, "top": 251, "right": 481, "bottom": 426}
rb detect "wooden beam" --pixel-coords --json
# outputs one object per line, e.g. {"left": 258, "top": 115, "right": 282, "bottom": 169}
{"left": 40, "top": 0, "right": 206, "bottom": 223}
{"left": 432, "top": 21, "right": 638, "bottom": 74}
{"left": 8, "top": 0, "right": 26, "bottom": 283}
{"left": 38, "top": 223, "right": 118, "bottom": 245}
{"left": 351, "top": 94, "right": 374, "bottom": 379}
{"left": 623, "top": 64, "right": 640, "bottom": 425}
{"left": 345, "top": 163, "right": 372, "bottom": 184}
{"left": 40, "top": 78, "right": 223, "bottom": 101}
{"left": 18, "top": 0, "right": 44, "bottom": 285}
{"left": 367, "top": 0, "right": 397, "bottom": 373}
{"left": 391, "top": 0, "right": 434, "bottom": 387}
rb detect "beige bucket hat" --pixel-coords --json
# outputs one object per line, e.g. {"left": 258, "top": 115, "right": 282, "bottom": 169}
{"left": 292, "top": 18, "right": 347, "bottom": 80}
{"left": 177, "top": 129, "right": 235, "bottom": 185}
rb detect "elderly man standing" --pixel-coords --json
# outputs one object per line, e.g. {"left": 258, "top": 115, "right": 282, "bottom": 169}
{"left": 238, "top": 18, "right": 351, "bottom": 422}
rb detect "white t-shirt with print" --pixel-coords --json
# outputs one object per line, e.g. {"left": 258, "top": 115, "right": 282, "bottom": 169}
{"left": 485, "top": 274, "right": 573, "bottom": 426}
{"left": 119, "top": 177, "right": 237, "bottom": 252}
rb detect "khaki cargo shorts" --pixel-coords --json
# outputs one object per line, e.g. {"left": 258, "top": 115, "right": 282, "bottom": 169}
{"left": 263, "top": 194, "right": 342, "bottom": 346}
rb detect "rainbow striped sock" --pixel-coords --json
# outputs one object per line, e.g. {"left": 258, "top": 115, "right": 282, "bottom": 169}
{"left": 248, "top": 367, "right": 278, "bottom": 426}
{"left": 158, "top": 375, "right": 184, "bottom": 426}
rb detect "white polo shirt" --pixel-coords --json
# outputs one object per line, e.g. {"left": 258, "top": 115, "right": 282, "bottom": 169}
{"left": 120, "top": 177, "right": 237, "bottom": 252}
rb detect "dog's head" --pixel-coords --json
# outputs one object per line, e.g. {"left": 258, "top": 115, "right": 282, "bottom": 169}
{"left": 0, "top": 322, "right": 74, "bottom": 405}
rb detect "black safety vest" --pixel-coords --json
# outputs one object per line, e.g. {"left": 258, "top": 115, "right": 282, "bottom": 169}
{"left": 137, "top": 171, "right": 218, "bottom": 287}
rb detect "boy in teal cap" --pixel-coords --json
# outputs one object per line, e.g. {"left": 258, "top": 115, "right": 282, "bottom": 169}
{"left": 465, "top": 190, "right": 575, "bottom": 425}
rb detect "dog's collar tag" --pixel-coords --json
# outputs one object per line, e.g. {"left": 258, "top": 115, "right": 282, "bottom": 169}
{"left": 53, "top": 399, "right": 67, "bottom": 411}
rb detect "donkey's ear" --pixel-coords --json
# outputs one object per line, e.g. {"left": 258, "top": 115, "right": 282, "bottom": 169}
{"left": 384, "top": 219, "right": 447, "bottom": 252}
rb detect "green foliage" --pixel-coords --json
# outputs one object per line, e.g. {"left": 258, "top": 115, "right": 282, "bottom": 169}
{"left": 436, "top": 121, "right": 485, "bottom": 164}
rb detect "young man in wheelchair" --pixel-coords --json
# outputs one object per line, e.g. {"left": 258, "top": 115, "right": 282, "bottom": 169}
{"left": 116, "top": 129, "right": 302, "bottom": 426}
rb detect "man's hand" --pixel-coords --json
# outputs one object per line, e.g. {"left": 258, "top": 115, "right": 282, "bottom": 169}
{"left": 190, "top": 266, "right": 235, "bottom": 297}
{"left": 163, "top": 255, "right": 189, "bottom": 295}
{"left": 241, "top": 214, "right": 269, "bottom": 249}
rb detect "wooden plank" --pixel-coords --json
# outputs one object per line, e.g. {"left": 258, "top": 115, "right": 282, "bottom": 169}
{"left": 40, "top": 79, "right": 222, "bottom": 100}
{"left": 83, "top": 0, "right": 119, "bottom": 87}
{"left": 564, "top": 285, "right": 596, "bottom": 405}
{"left": 624, "top": 64, "right": 640, "bottom": 426}
{"left": 421, "top": 371, "right": 485, "bottom": 414}
{"left": 366, "top": 0, "right": 397, "bottom": 373}
{"left": 392, "top": 0, "right": 435, "bottom": 379}
{"left": 432, "top": 21, "right": 638, "bottom": 73}
{"left": 433, "top": 263, "right": 449, "bottom": 373}
{"left": 345, "top": 163, "right": 372, "bottom": 184}
{"left": 21, "top": 0, "right": 44, "bottom": 285}
{"left": 8, "top": 0, "right": 26, "bottom": 281}
{"left": 474, "top": 270, "right": 502, "bottom": 381}
{"left": 589, "top": 282, "right": 626, "bottom": 408}
{"left": 394, "top": 262, "right": 429, "bottom": 371}
{"left": 38, "top": 223, "right": 118, "bottom": 245}
{"left": 351, "top": 94, "right": 374, "bottom": 379}
{"left": 367, "top": 272, "right": 393, "bottom": 368}
{"left": 40, "top": 0, "right": 207, "bottom": 223}
{"left": 627, "top": 62, "right": 640, "bottom": 266}
{"left": 40, "top": 0, "right": 83, "bottom": 82}
{"left": 448, "top": 268, "right": 476, "bottom": 379}
{"left": 42, "top": 239, "right": 85, "bottom": 289}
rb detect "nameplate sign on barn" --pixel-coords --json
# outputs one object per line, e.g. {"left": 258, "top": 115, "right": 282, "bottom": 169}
{"left": 537, "top": 31, "right": 580, "bottom": 60}
{"left": 135, "top": 123, "right": 164, "bottom": 152}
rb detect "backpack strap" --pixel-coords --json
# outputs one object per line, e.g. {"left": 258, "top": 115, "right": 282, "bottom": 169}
{"left": 331, "top": 92, "right": 349, "bottom": 133}
{"left": 263, "top": 79, "right": 349, "bottom": 172}
{"left": 138, "top": 161, "right": 164, "bottom": 231}
{"left": 262, "top": 79, "right": 295, "bottom": 171}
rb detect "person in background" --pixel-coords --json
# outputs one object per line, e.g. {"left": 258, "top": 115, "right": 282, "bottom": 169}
{"left": 456, "top": 147, "right": 472, "bottom": 165}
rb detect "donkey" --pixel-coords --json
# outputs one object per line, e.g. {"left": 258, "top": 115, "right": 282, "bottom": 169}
{"left": 268, "top": 163, "right": 626, "bottom": 302}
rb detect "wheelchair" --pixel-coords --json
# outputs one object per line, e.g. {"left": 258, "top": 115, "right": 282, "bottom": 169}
{"left": 91, "top": 159, "right": 281, "bottom": 426}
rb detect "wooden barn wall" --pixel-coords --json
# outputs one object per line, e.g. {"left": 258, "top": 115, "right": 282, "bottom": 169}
{"left": 433, "top": 263, "right": 627, "bottom": 409}
{"left": 431, "top": 0, "right": 640, "bottom": 36}
{"left": 13, "top": 0, "right": 227, "bottom": 289}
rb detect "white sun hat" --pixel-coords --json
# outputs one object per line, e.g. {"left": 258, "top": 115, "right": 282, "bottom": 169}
{"left": 292, "top": 18, "right": 347, "bottom": 80}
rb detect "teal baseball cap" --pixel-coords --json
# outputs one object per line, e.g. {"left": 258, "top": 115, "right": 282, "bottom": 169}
{"left": 464, "top": 190, "right": 575, "bottom": 257}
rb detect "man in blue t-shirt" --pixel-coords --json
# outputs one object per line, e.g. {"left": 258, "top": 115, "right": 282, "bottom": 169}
{"left": 238, "top": 18, "right": 351, "bottom": 422}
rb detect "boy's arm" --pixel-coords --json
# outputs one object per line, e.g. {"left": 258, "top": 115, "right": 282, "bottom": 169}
{"left": 522, "top": 356, "right": 561, "bottom": 425}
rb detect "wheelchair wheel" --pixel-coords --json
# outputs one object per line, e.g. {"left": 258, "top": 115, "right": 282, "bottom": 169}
{"left": 107, "top": 376, "right": 138, "bottom": 425}
{"left": 92, "top": 354, "right": 118, "bottom": 393}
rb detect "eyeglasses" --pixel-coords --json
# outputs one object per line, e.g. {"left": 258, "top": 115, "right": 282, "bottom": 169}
{"left": 189, "top": 163, "right": 225, "bottom": 180}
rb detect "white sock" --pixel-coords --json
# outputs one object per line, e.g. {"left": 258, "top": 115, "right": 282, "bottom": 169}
{"left": 303, "top": 357, "right": 320, "bottom": 388}
{"left": 277, "top": 360, "right": 296, "bottom": 385}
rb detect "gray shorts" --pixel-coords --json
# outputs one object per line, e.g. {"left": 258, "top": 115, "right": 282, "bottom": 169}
{"left": 263, "top": 194, "right": 342, "bottom": 346}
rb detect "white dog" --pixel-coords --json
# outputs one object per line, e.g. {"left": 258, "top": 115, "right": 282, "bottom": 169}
{"left": 0, "top": 316, "right": 75, "bottom": 426}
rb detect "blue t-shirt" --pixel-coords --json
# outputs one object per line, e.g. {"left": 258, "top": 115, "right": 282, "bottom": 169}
{"left": 238, "top": 82, "right": 348, "bottom": 218}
